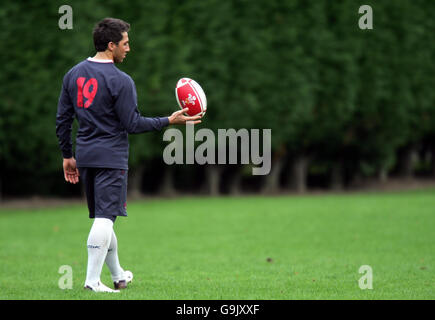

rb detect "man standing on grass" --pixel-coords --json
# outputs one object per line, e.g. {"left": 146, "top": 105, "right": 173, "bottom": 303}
{"left": 56, "top": 17, "right": 201, "bottom": 293}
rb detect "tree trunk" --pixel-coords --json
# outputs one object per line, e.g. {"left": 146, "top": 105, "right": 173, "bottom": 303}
{"left": 431, "top": 144, "right": 435, "bottom": 177}
{"left": 378, "top": 167, "right": 388, "bottom": 184}
{"left": 160, "top": 166, "right": 177, "bottom": 197}
{"left": 204, "top": 165, "right": 221, "bottom": 196}
{"left": 228, "top": 167, "right": 243, "bottom": 196}
{"left": 261, "top": 153, "right": 285, "bottom": 194}
{"left": 128, "top": 165, "right": 145, "bottom": 199}
{"left": 397, "top": 145, "right": 417, "bottom": 179}
{"left": 330, "top": 161, "right": 344, "bottom": 191}
{"left": 289, "top": 154, "right": 309, "bottom": 193}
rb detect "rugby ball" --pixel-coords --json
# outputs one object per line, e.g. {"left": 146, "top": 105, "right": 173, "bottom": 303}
{"left": 175, "top": 78, "right": 207, "bottom": 117}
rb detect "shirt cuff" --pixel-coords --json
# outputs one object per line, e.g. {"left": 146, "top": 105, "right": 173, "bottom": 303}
{"left": 161, "top": 117, "right": 170, "bottom": 127}
{"left": 62, "top": 150, "right": 73, "bottom": 159}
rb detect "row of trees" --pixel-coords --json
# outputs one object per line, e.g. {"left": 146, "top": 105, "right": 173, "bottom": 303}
{"left": 1, "top": 0, "right": 435, "bottom": 198}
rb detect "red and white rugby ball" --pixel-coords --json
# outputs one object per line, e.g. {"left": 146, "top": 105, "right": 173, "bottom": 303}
{"left": 175, "top": 78, "right": 207, "bottom": 117}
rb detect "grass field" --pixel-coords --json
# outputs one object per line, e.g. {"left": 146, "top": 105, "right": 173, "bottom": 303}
{"left": 0, "top": 189, "right": 434, "bottom": 300}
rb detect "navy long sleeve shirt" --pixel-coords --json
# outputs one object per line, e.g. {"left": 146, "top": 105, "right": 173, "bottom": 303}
{"left": 56, "top": 58, "right": 169, "bottom": 169}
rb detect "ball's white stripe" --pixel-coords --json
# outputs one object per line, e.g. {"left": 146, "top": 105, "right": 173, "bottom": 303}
{"left": 189, "top": 82, "right": 204, "bottom": 113}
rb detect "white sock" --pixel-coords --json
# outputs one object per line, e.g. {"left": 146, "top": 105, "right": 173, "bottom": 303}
{"left": 105, "top": 229, "right": 125, "bottom": 282}
{"left": 85, "top": 218, "right": 113, "bottom": 287}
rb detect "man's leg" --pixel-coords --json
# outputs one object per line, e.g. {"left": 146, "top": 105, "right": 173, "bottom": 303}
{"left": 90, "top": 168, "right": 131, "bottom": 290}
{"left": 106, "top": 227, "right": 133, "bottom": 289}
{"left": 80, "top": 168, "right": 120, "bottom": 292}
{"left": 105, "top": 228, "right": 124, "bottom": 280}
{"left": 84, "top": 217, "right": 119, "bottom": 292}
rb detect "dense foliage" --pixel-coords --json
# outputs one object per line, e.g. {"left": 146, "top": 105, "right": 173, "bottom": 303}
{"left": 1, "top": 0, "right": 434, "bottom": 197}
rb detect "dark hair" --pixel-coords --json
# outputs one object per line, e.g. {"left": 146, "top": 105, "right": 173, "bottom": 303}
{"left": 93, "top": 18, "right": 130, "bottom": 52}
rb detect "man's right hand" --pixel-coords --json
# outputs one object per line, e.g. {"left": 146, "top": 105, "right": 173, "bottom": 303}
{"left": 168, "top": 108, "right": 202, "bottom": 125}
{"left": 63, "top": 157, "right": 79, "bottom": 184}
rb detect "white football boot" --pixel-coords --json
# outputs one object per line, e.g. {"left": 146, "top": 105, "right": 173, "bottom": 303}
{"left": 113, "top": 270, "right": 133, "bottom": 290}
{"left": 84, "top": 281, "right": 120, "bottom": 293}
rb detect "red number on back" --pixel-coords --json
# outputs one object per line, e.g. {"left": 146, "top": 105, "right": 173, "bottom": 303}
{"left": 76, "top": 77, "right": 98, "bottom": 108}
{"left": 76, "top": 77, "right": 85, "bottom": 107}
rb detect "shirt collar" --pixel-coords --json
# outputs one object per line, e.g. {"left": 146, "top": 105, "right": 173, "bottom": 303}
{"left": 87, "top": 57, "right": 114, "bottom": 63}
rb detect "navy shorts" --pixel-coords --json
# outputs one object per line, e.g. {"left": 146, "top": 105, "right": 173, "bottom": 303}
{"left": 78, "top": 167, "right": 128, "bottom": 222}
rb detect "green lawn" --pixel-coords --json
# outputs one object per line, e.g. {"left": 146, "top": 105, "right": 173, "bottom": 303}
{"left": 0, "top": 189, "right": 434, "bottom": 299}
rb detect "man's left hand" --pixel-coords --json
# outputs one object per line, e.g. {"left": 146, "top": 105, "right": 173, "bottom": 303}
{"left": 168, "top": 108, "right": 202, "bottom": 125}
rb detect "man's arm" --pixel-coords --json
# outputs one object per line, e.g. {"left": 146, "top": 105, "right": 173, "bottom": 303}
{"left": 113, "top": 76, "right": 169, "bottom": 133}
{"left": 56, "top": 77, "right": 79, "bottom": 184}
{"left": 56, "top": 78, "right": 75, "bottom": 159}
{"left": 114, "top": 77, "right": 201, "bottom": 133}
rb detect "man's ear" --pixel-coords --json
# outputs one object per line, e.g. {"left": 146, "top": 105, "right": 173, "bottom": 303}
{"left": 107, "top": 41, "right": 116, "bottom": 52}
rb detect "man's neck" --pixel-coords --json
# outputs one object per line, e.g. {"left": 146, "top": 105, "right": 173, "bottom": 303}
{"left": 93, "top": 51, "right": 113, "bottom": 62}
